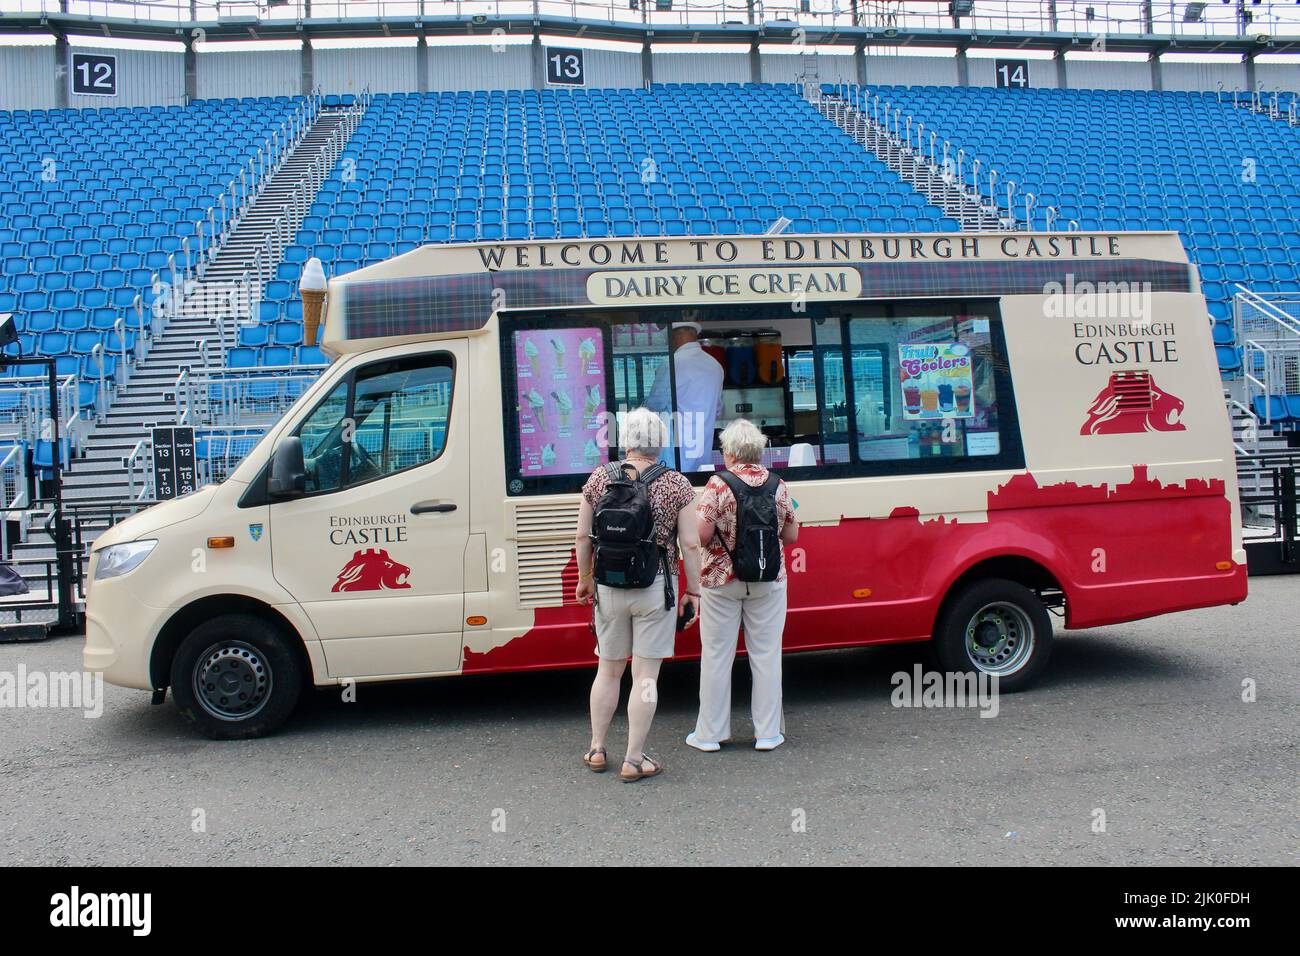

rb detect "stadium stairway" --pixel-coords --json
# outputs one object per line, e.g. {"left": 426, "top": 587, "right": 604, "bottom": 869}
{"left": 1, "top": 105, "right": 358, "bottom": 611}
{"left": 814, "top": 89, "right": 1004, "bottom": 231}
{"left": 203, "top": 107, "right": 351, "bottom": 294}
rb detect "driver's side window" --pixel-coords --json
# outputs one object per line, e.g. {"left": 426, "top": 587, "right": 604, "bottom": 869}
{"left": 299, "top": 381, "right": 350, "bottom": 494}
{"left": 295, "top": 352, "right": 455, "bottom": 496}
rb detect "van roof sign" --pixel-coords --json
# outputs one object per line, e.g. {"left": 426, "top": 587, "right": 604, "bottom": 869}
{"left": 322, "top": 231, "right": 1195, "bottom": 349}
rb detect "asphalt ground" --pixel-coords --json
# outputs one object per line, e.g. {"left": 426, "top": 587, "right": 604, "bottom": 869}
{"left": 0, "top": 576, "right": 1295, "bottom": 866}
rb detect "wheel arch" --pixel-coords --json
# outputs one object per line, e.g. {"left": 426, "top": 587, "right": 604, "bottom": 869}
{"left": 150, "top": 594, "right": 314, "bottom": 689}
{"left": 932, "top": 551, "right": 1068, "bottom": 636}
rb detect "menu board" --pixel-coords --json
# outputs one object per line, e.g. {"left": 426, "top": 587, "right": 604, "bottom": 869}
{"left": 898, "top": 342, "right": 975, "bottom": 421}
{"left": 514, "top": 327, "right": 608, "bottom": 477}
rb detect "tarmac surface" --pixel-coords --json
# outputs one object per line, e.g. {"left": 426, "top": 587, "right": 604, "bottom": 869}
{"left": 1, "top": 576, "right": 1295, "bottom": 866}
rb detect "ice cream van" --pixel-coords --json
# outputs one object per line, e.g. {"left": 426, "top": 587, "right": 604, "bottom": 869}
{"left": 83, "top": 231, "right": 1247, "bottom": 738}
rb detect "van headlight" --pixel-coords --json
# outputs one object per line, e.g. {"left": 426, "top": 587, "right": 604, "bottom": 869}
{"left": 94, "top": 540, "right": 157, "bottom": 580}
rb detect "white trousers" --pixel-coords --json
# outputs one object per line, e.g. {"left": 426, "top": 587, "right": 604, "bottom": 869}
{"left": 694, "top": 577, "right": 788, "bottom": 743}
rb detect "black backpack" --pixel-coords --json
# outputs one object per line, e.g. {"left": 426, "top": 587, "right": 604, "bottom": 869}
{"left": 715, "top": 471, "right": 783, "bottom": 583}
{"left": 591, "top": 461, "right": 675, "bottom": 609}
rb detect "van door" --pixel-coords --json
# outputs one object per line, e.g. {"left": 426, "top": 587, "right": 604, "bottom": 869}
{"left": 268, "top": 343, "right": 469, "bottom": 678}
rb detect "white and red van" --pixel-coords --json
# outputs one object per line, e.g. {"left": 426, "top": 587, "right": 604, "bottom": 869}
{"left": 83, "top": 231, "right": 1247, "bottom": 737}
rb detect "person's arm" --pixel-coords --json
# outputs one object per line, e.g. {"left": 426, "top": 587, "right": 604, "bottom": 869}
{"left": 779, "top": 481, "right": 799, "bottom": 545}
{"left": 698, "top": 514, "right": 716, "bottom": 545}
{"left": 781, "top": 514, "right": 800, "bottom": 545}
{"left": 696, "top": 477, "right": 720, "bottom": 547}
{"left": 676, "top": 499, "right": 702, "bottom": 625}
{"left": 574, "top": 498, "right": 596, "bottom": 605}
{"left": 645, "top": 356, "right": 671, "bottom": 413}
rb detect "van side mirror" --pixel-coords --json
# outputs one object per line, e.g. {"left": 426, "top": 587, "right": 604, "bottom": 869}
{"left": 268, "top": 436, "right": 306, "bottom": 498}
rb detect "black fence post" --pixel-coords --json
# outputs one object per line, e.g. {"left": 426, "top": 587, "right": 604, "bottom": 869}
{"left": 1281, "top": 466, "right": 1296, "bottom": 567}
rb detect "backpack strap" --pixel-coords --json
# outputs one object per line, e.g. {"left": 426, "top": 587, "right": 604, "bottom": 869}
{"left": 714, "top": 469, "right": 748, "bottom": 498}
{"left": 710, "top": 471, "right": 746, "bottom": 563}
{"left": 604, "top": 460, "right": 627, "bottom": 483}
{"left": 636, "top": 462, "right": 670, "bottom": 486}
{"left": 660, "top": 546, "right": 674, "bottom": 610}
{"left": 633, "top": 462, "right": 673, "bottom": 608}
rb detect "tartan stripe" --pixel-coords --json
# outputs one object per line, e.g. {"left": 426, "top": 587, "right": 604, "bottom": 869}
{"left": 338, "top": 258, "right": 1193, "bottom": 340}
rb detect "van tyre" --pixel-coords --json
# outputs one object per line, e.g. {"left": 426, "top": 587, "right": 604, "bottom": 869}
{"left": 933, "top": 578, "right": 1053, "bottom": 693}
{"left": 170, "top": 614, "right": 303, "bottom": 740}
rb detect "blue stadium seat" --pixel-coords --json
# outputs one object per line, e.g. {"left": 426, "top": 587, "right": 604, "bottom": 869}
{"left": 0, "top": 94, "right": 306, "bottom": 404}
{"left": 238, "top": 324, "right": 270, "bottom": 348}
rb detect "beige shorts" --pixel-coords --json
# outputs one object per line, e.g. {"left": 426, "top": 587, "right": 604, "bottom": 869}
{"left": 593, "top": 574, "right": 677, "bottom": 660}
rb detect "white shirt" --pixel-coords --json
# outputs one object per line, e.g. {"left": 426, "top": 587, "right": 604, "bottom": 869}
{"left": 645, "top": 341, "right": 724, "bottom": 472}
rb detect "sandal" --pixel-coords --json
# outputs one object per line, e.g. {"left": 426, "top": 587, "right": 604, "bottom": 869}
{"left": 583, "top": 747, "right": 607, "bottom": 773}
{"left": 619, "top": 754, "right": 664, "bottom": 782}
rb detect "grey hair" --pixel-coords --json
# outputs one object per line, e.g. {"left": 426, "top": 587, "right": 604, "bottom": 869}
{"left": 619, "top": 407, "right": 669, "bottom": 457}
{"left": 719, "top": 418, "right": 767, "bottom": 464}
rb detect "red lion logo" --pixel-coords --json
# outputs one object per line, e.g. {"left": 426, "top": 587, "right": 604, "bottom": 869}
{"left": 331, "top": 548, "right": 412, "bottom": 592}
{"left": 1081, "top": 371, "right": 1186, "bottom": 436}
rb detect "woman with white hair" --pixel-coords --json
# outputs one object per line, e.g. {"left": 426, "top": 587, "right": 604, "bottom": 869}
{"left": 574, "top": 406, "right": 701, "bottom": 782}
{"left": 688, "top": 418, "right": 799, "bottom": 752}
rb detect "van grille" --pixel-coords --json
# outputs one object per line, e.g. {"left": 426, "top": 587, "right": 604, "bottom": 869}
{"left": 512, "top": 500, "right": 580, "bottom": 608}
{"left": 1111, "top": 370, "right": 1154, "bottom": 411}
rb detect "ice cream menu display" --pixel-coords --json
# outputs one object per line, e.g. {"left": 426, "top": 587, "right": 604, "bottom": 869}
{"left": 514, "top": 327, "right": 608, "bottom": 477}
{"left": 898, "top": 342, "right": 975, "bottom": 421}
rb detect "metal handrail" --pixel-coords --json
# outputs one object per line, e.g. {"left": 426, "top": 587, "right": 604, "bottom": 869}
{"left": 174, "top": 367, "right": 191, "bottom": 426}
{"left": 124, "top": 438, "right": 152, "bottom": 502}
{"left": 0, "top": 442, "right": 30, "bottom": 557}
{"left": 1227, "top": 397, "right": 1261, "bottom": 461}
{"left": 1233, "top": 283, "right": 1300, "bottom": 341}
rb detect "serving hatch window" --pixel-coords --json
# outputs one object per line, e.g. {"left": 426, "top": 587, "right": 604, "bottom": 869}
{"left": 501, "top": 299, "right": 1023, "bottom": 495}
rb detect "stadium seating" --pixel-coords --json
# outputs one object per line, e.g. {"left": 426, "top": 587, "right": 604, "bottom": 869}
{"left": 268, "top": 83, "right": 963, "bottom": 329}
{"left": 845, "top": 85, "right": 1300, "bottom": 375}
{"left": 0, "top": 96, "right": 306, "bottom": 429}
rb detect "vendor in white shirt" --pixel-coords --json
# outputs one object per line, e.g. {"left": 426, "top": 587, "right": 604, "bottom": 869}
{"left": 645, "top": 319, "right": 724, "bottom": 473}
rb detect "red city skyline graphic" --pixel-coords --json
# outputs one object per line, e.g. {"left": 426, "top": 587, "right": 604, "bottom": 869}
{"left": 463, "top": 465, "right": 1238, "bottom": 674}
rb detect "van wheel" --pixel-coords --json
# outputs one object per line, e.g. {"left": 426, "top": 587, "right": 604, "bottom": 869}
{"left": 933, "top": 578, "right": 1053, "bottom": 693}
{"left": 169, "top": 614, "right": 303, "bottom": 740}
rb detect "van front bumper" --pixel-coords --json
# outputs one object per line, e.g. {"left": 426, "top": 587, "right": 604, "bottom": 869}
{"left": 83, "top": 587, "right": 169, "bottom": 692}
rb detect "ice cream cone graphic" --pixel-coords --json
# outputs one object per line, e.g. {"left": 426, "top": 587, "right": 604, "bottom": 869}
{"left": 552, "top": 390, "right": 573, "bottom": 429}
{"left": 578, "top": 336, "right": 596, "bottom": 368}
{"left": 299, "top": 256, "right": 328, "bottom": 346}
{"left": 550, "top": 337, "right": 566, "bottom": 371}
{"left": 584, "top": 384, "right": 601, "bottom": 418}
{"left": 528, "top": 389, "right": 546, "bottom": 429}
{"left": 523, "top": 339, "right": 540, "bottom": 375}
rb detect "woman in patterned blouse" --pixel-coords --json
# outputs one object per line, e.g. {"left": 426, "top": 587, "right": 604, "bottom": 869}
{"left": 687, "top": 419, "right": 799, "bottom": 753}
{"left": 574, "top": 407, "right": 702, "bottom": 782}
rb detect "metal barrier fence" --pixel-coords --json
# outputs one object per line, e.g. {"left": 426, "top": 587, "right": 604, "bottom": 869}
{"left": 1234, "top": 286, "right": 1300, "bottom": 427}
{"left": 1237, "top": 453, "right": 1300, "bottom": 573}
{"left": 196, "top": 429, "right": 269, "bottom": 485}
{"left": 10, "top": 2, "right": 1300, "bottom": 39}
{"left": 175, "top": 366, "right": 324, "bottom": 429}
{"left": 1233, "top": 285, "right": 1300, "bottom": 347}
{"left": 0, "top": 374, "right": 86, "bottom": 448}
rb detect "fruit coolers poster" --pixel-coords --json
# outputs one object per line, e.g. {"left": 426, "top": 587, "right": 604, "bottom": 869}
{"left": 514, "top": 327, "right": 607, "bottom": 477}
{"left": 898, "top": 342, "right": 975, "bottom": 421}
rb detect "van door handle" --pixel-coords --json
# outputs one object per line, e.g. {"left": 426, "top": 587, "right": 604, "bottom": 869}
{"left": 411, "top": 500, "right": 458, "bottom": 515}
